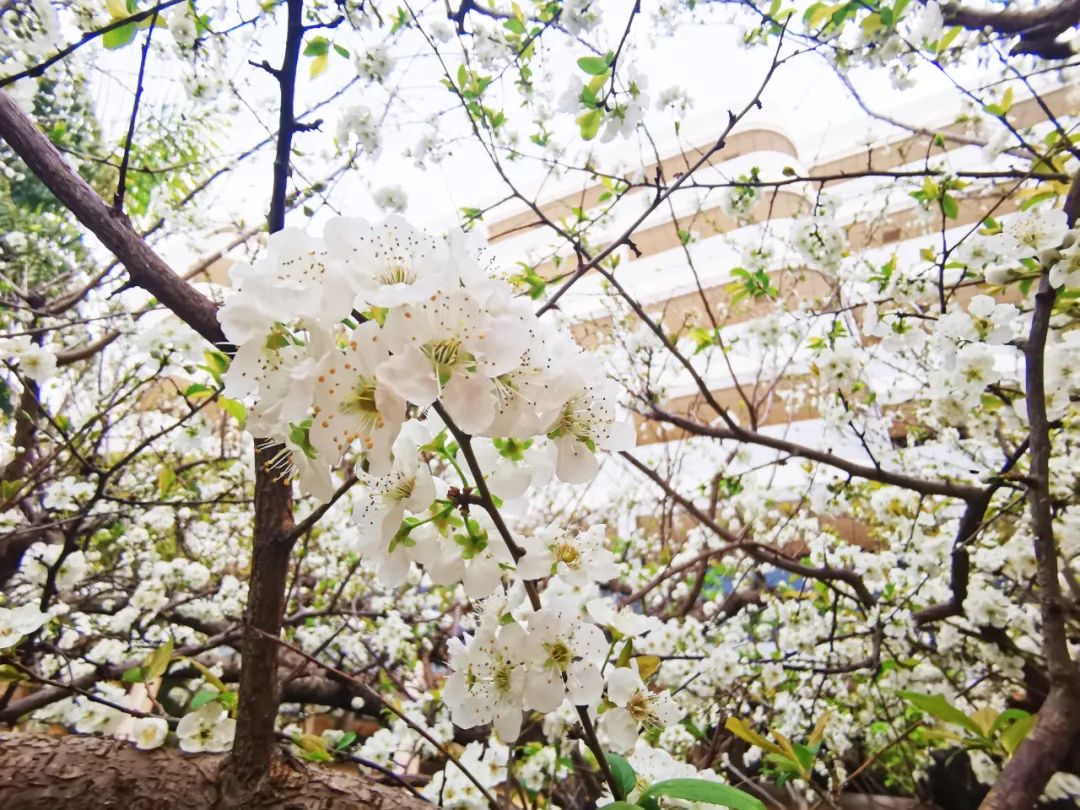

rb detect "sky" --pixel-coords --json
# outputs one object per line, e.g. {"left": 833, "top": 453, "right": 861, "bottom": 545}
{"left": 76, "top": 0, "right": 1064, "bottom": 273}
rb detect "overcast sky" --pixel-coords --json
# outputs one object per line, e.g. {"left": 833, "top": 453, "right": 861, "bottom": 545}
{"left": 79, "top": 0, "right": 1061, "bottom": 273}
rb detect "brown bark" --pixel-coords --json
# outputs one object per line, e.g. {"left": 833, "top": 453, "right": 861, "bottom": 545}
{"left": 943, "top": 0, "right": 1080, "bottom": 35}
{"left": 0, "top": 379, "right": 45, "bottom": 584}
{"left": 0, "top": 666, "right": 376, "bottom": 727}
{"left": 979, "top": 686, "right": 1080, "bottom": 810}
{"left": 222, "top": 455, "right": 295, "bottom": 800}
{"left": 220, "top": 0, "right": 303, "bottom": 799}
{"left": 0, "top": 733, "right": 428, "bottom": 809}
{"left": 979, "top": 172, "right": 1080, "bottom": 810}
{"left": 0, "top": 91, "right": 226, "bottom": 349}
{"left": 942, "top": 0, "right": 1080, "bottom": 58}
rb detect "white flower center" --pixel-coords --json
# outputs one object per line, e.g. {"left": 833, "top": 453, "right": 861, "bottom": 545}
{"left": 387, "top": 475, "right": 415, "bottom": 503}
{"left": 424, "top": 338, "right": 463, "bottom": 370}
{"left": 554, "top": 541, "right": 581, "bottom": 568}
{"left": 545, "top": 639, "right": 573, "bottom": 670}
{"left": 380, "top": 263, "right": 415, "bottom": 286}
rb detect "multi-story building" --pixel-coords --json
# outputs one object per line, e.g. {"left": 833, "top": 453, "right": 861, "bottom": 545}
{"left": 480, "top": 82, "right": 1077, "bottom": 544}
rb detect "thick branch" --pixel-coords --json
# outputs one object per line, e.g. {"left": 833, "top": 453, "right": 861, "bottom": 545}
{"left": 977, "top": 170, "right": 1080, "bottom": 810}
{"left": 942, "top": 0, "right": 1080, "bottom": 36}
{"left": 978, "top": 686, "right": 1080, "bottom": 810}
{"left": 0, "top": 732, "right": 427, "bottom": 809}
{"left": 0, "top": 91, "right": 226, "bottom": 349}
{"left": 225, "top": 0, "right": 304, "bottom": 798}
{"left": 940, "top": 0, "right": 1080, "bottom": 57}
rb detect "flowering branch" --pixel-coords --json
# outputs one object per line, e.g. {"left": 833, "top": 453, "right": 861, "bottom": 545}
{"left": 432, "top": 401, "right": 626, "bottom": 801}
{"left": 225, "top": 0, "right": 305, "bottom": 798}
{"left": 0, "top": 0, "right": 186, "bottom": 89}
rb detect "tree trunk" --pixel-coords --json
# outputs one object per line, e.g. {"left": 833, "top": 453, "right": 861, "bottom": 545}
{"left": 0, "top": 733, "right": 428, "bottom": 809}
{"left": 979, "top": 685, "right": 1080, "bottom": 810}
{"left": 223, "top": 452, "right": 296, "bottom": 800}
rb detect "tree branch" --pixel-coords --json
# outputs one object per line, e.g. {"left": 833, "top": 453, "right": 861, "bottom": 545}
{"left": 649, "top": 405, "right": 985, "bottom": 501}
{"left": 977, "top": 170, "right": 1080, "bottom": 810}
{"left": 0, "top": 91, "right": 227, "bottom": 349}
{"left": 113, "top": 9, "right": 158, "bottom": 212}
{"left": 224, "top": 0, "right": 304, "bottom": 798}
{"left": 0, "top": 0, "right": 186, "bottom": 89}
{"left": 941, "top": 0, "right": 1080, "bottom": 58}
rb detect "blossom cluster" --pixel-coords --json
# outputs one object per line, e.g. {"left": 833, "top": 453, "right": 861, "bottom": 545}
{"left": 218, "top": 215, "right": 634, "bottom": 501}
{"left": 216, "top": 215, "right": 694, "bottom": 757}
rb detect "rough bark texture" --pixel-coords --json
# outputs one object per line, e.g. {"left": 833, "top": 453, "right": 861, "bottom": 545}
{"left": 0, "top": 733, "right": 428, "bottom": 809}
{"left": 943, "top": 0, "right": 1080, "bottom": 34}
{"left": 979, "top": 686, "right": 1080, "bottom": 810}
{"left": 220, "top": 0, "right": 303, "bottom": 799}
{"left": 979, "top": 173, "right": 1080, "bottom": 810}
{"left": 222, "top": 457, "right": 296, "bottom": 801}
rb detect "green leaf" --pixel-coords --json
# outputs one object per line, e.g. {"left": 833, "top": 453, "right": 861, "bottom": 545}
{"left": 598, "top": 804, "right": 641, "bottom": 810}
{"left": 606, "top": 753, "right": 637, "bottom": 799}
{"left": 184, "top": 383, "right": 212, "bottom": 398}
{"left": 792, "top": 742, "right": 817, "bottom": 772}
{"left": 1019, "top": 190, "right": 1058, "bottom": 211}
{"left": 190, "top": 689, "right": 219, "bottom": 709}
{"left": 157, "top": 466, "right": 176, "bottom": 497}
{"left": 310, "top": 53, "right": 328, "bottom": 78}
{"left": 0, "top": 664, "right": 25, "bottom": 684}
{"left": 860, "top": 11, "right": 882, "bottom": 35}
{"left": 219, "top": 397, "right": 246, "bottom": 424}
{"left": 122, "top": 666, "right": 146, "bottom": 684}
{"left": 809, "top": 710, "right": 830, "bottom": 747}
{"left": 935, "top": 25, "right": 961, "bottom": 53}
{"left": 334, "top": 731, "right": 358, "bottom": 751}
{"left": 577, "top": 108, "right": 602, "bottom": 141}
{"left": 304, "top": 36, "right": 329, "bottom": 56}
{"left": 724, "top": 717, "right": 788, "bottom": 757}
{"left": 177, "top": 656, "right": 228, "bottom": 692}
{"left": 639, "top": 778, "right": 765, "bottom": 810}
{"left": 202, "top": 350, "right": 230, "bottom": 382}
{"left": 577, "top": 55, "right": 610, "bottom": 75}
{"left": 0, "top": 479, "right": 23, "bottom": 502}
{"left": 0, "top": 380, "right": 11, "bottom": 417}
{"left": 586, "top": 71, "right": 610, "bottom": 98}
{"left": 989, "top": 708, "right": 1031, "bottom": 738}
{"left": 941, "top": 194, "right": 958, "bottom": 219}
{"left": 333, "top": 43, "right": 350, "bottom": 58}
{"left": 898, "top": 691, "right": 982, "bottom": 736}
{"left": 144, "top": 637, "right": 174, "bottom": 681}
{"left": 103, "top": 23, "right": 137, "bottom": 49}
{"left": 635, "top": 654, "right": 661, "bottom": 682}
{"left": 803, "top": 2, "right": 828, "bottom": 26}
{"left": 999, "top": 713, "right": 1036, "bottom": 756}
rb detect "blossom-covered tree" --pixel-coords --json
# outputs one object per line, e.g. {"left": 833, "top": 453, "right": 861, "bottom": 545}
{"left": 0, "top": 1, "right": 1079, "bottom": 809}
